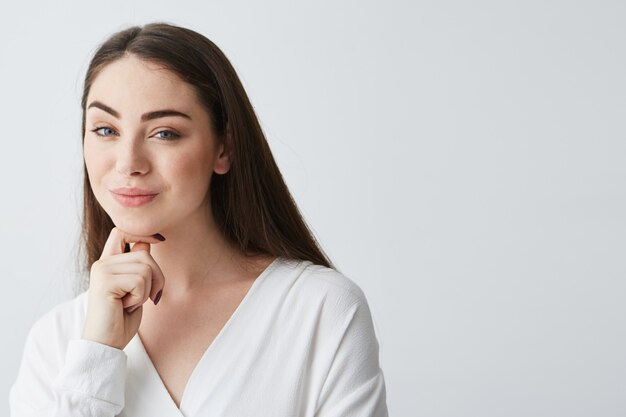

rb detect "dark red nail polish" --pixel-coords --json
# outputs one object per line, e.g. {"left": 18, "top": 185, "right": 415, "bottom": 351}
{"left": 153, "top": 233, "right": 166, "bottom": 241}
{"left": 154, "top": 289, "right": 163, "bottom": 305}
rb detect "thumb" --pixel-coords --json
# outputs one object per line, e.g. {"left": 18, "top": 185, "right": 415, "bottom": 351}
{"left": 130, "top": 241, "right": 151, "bottom": 253}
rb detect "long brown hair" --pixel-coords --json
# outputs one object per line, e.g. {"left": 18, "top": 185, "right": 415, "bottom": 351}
{"left": 76, "top": 21, "right": 336, "bottom": 293}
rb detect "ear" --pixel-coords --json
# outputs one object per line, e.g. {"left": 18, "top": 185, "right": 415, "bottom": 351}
{"left": 213, "top": 123, "right": 233, "bottom": 175}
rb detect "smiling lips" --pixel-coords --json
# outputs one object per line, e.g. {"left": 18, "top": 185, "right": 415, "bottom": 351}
{"left": 110, "top": 187, "right": 159, "bottom": 207}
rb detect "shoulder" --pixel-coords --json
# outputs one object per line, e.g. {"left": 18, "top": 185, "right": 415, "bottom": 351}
{"left": 271, "top": 258, "right": 382, "bottom": 370}
{"left": 269, "top": 257, "right": 374, "bottom": 335}
{"left": 277, "top": 257, "right": 368, "bottom": 308}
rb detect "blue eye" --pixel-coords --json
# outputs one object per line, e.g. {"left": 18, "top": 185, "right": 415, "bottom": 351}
{"left": 91, "top": 127, "right": 116, "bottom": 137}
{"left": 154, "top": 130, "right": 181, "bottom": 140}
{"left": 90, "top": 127, "right": 181, "bottom": 141}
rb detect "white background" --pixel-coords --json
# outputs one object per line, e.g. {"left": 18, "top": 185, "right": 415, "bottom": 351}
{"left": 1, "top": 1, "right": 625, "bottom": 416}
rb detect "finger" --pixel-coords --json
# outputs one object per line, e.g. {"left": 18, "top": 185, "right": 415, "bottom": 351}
{"left": 102, "top": 261, "right": 153, "bottom": 302}
{"left": 94, "top": 250, "right": 155, "bottom": 265}
{"left": 108, "top": 274, "right": 147, "bottom": 309}
{"left": 130, "top": 242, "right": 165, "bottom": 304}
{"left": 114, "top": 274, "right": 150, "bottom": 309}
{"left": 97, "top": 251, "right": 165, "bottom": 305}
{"left": 98, "top": 260, "right": 153, "bottom": 275}
{"left": 127, "top": 304, "right": 143, "bottom": 314}
{"left": 130, "top": 241, "right": 150, "bottom": 254}
{"left": 101, "top": 227, "right": 165, "bottom": 258}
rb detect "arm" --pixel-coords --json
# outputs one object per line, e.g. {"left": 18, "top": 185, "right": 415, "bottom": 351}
{"left": 314, "top": 294, "right": 389, "bottom": 417}
{"left": 10, "top": 228, "right": 164, "bottom": 416}
{"left": 9, "top": 320, "right": 127, "bottom": 417}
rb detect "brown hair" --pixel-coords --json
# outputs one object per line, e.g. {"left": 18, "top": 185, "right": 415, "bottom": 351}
{"left": 76, "top": 21, "right": 336, "bottom": 293}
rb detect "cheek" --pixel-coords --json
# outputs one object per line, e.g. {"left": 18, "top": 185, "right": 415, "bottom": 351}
{"left": 83, "top": 142, "right": 114, "bottom": 195}
{"left": 83, "top": 144, "right": 105, "bottom": 178}
{"left": 166, "top": 149, "right": 213, "bottom": 195}
{"left": 83, "top": 143, "right": 98, "bottom": 179}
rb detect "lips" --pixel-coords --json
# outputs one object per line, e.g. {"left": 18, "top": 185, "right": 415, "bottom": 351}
{"left": 110, "top": 187, "right": 158, "bottom": 196}
{"left": 110, "top": 187, "right": 159, "bottom": 207}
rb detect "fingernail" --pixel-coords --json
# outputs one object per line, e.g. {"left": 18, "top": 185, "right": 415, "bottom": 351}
{"left": 153, "top": 233, "right": 166, "bottom": 241}
{"left": 154, "top": 289, "right": 163, "bottom": 305}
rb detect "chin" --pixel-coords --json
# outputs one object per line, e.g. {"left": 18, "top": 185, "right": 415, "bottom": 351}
{"left": 109, "top": 212, "right": 163, "bottom": 237}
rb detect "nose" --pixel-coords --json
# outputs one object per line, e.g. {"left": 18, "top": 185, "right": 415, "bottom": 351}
{"left": 115, "top": 134, "right": 151, "bottom": 176}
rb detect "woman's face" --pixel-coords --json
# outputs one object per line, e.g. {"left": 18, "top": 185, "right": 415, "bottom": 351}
{"left": 83, "top": 54, "right": 230, "bottom": 236}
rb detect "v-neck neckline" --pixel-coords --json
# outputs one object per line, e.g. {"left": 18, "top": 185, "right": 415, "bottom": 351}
{"left": 128, "top": 256, "right": 282, "bottom": 415}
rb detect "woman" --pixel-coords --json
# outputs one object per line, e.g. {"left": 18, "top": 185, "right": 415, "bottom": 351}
{"left": 10, "top": 22, "right": 388, "bottom": 417}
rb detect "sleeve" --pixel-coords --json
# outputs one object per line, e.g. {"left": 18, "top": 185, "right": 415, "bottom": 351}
{"left": 314, "top": 293, "right": 389, "bottom": 417}
{"left": 9, "top": 320, "right": 128, "bottom": 417}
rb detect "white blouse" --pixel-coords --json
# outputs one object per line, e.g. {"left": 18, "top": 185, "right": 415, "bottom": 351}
{"left": 9, "top": 256, "right": 389, "bottom": 416}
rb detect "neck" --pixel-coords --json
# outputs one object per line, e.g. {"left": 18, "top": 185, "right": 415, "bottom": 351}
{"left": 148, "top": 205, "right": 249, "bottom": 296}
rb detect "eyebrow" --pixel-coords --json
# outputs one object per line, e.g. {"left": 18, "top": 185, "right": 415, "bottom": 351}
{"left": 87, "top": 100, "right": 192, "bottom": 122}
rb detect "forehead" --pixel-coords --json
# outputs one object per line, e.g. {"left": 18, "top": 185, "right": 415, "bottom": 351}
{"left": 87, "top": 55, "right": 201, "bottom": 116}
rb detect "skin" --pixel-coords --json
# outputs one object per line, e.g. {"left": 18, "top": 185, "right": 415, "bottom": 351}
{"left": 82, "top": 54, "right": 275, "bottom": 406}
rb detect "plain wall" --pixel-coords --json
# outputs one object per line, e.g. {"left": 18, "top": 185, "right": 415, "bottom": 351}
{"left": 1, "top": 1, "right": 625, "bottom": 416}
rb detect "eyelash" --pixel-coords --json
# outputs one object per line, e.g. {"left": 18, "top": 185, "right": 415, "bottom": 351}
{"left": 90, "top": 126, "right": 181, "bottom": 141}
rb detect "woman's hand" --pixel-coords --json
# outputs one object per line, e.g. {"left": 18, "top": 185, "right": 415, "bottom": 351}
{"left": 81, "top": 227, "right": 166, "bottom": 350}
